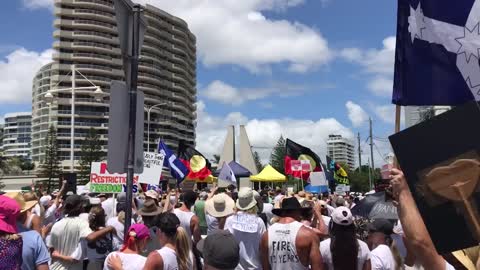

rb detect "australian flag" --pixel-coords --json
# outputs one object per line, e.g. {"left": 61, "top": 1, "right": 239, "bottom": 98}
{"left": 393, "top": 0, "right": 480, "bottom": 105}
{"left": 158, "top": 141, "right": 189, "bottom": 183}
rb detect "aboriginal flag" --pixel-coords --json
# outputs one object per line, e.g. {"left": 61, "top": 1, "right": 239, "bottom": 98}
{"left": 178, "top": 140, "right": 212, "bottom": 181}
{"left": 284, "top": 139, "right": 323, "bottom": 181}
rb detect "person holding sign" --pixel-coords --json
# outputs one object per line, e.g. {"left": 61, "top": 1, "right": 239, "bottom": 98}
{"left": 389, "top": 169, "right": 455, "bottom": 270}
{"left": 225, "top": 187, "right": 266, "bottom": 270}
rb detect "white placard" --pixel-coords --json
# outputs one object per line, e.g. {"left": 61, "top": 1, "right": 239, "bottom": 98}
{"left": 309, "top": 171, "right": 327, "bottom": 186}
{"left": 138, "top": 152, "right": 165, "bottom": 185}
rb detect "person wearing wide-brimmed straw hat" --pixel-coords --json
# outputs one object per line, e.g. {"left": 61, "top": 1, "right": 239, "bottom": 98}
{"left": 5, "top": 192, "right": 42, "bottom": 234}
{"left": 260, "top": 196, "right": 323, "bottom": 270}
{"left": 205, "top": 192, "right": 235, "bottom": 235}
{"left": 225, "top": 187, "right": 266, "bottom": 270}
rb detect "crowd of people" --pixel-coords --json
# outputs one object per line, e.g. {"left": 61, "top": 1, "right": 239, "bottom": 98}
{"left": 0, "top": 169, "right": 475, "bottom": 270}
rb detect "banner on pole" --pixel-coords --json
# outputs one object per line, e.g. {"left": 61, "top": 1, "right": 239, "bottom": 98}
{"left": 90, "top": 162, "right": 140, "bottom": 193}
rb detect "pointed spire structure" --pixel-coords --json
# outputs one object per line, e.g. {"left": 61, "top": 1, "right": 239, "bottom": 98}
{"left": 239, "top": 125, "right": 258, "bottom": 188}
{"left": 218, "top": 125, "right": 235, "bottom": 168}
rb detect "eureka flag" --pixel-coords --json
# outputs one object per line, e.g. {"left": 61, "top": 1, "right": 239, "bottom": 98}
{"left": 158, "top": 141, "right": 189, "bottom": 183}
{"left": 393, "top": 0, "right": 480, "bottom": 105}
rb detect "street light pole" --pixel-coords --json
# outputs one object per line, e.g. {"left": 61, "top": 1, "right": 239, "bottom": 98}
{"left": 70, "top": 64, "right": 76, "bottom": 173}
{"left": 147, "top": 103, "right": 167, "bottom": 152}
{"left": 44, "top": 66, "right": 105, "bottom": 173}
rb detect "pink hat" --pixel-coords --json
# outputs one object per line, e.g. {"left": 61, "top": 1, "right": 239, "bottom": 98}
{"left": 0, "top": 195, "right": 20, "bottom": 234}
{"left": 127, "top": 224, "right": 150, "bottom": 240}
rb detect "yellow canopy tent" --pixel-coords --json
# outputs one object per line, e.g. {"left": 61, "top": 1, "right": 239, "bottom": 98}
{"left": 250, "top": 165, "right": 286, "bottom": 182}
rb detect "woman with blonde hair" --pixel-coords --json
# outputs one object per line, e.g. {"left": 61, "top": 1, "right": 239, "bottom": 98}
{"left": 143, "top": 212, "right": 196, "bottom": 270}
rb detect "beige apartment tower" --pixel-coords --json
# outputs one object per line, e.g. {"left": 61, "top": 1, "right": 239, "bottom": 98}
{"left": 31, "top": 0, "right": 197, "bottom": 171}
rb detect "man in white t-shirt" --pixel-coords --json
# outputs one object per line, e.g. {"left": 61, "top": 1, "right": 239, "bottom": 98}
{"left": 367, "top": 219, "right": 396, "bottom": 270}
{"left": 48, "top": 195, "right": 115, "bottom": 270}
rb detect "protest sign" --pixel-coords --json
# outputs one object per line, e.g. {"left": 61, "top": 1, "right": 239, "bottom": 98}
{"left": 389, "top": 101, "right": 480, "bottom": 253}
{"left": 309, "top": 171, "right": 328, "bottom": 186}
{"left": 335, "top": 184, "right": 347, "bottom": 195}
{"left": 138, "top": 152, "right": 165, "bottom": 185}
{"left": 90, "top": 162, "right": 140, "bottom": 193}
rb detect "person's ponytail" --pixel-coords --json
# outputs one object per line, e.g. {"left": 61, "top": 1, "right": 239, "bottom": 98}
{"left": 175, "top": 227, "right": 191, "bottom": 270}
{"left": 120, "top": 231, "right": 137, "bottom": 252}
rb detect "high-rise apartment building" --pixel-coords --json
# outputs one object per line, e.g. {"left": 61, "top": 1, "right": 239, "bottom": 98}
{"left": 327, "top": 134, "right": 355, "bottom": 170}
{"left": 1, "top": 112, "right": 32, "bottom": 159}
{"left": 404, "top": 106, "right": 451, "bottom": 128}
{"left": 32, "top": 0, "right": 197, "bottom": 171}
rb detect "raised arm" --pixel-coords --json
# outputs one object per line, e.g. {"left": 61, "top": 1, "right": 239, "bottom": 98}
{"left": 390, "top": 169, "right": 446, "bottom": 270}
{"left": 260, "top": 232, "right": 270, "bottom": 270}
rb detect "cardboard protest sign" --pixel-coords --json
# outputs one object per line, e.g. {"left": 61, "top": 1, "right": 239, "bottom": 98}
{"left": 138, "top": 152, "right": 165, "bottom": 185}
{"left": 389, "top": 101, "right": 480, "bottom": 253}
{"left": 90, "top": 162, "right": 140, "bottom": 193}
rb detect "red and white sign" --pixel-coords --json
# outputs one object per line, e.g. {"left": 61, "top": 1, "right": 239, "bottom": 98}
{"left": 291, "top": 160, "right": 302, "bottom": 171}
{"left": 300, "top": 160, "right": 311, "bottom": 171}
{"left": 291, "top": 159, "right": 312, "bottom": 172}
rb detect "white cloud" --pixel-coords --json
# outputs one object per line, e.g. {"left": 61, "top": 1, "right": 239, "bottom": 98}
{"left": 22, "top": 1, "right": 333, "bottom": 74}
{"left": 372, "top": 104, "right": 404, "bottom": 125}
{"left": 21, "top": 0, "right": 53, "bottom": 10}
{"left": 0, "top": 48, "right": 53, "bottom": 104}
{"left": 367, "top": 77, "right": 393, "bottom": 96}
{"left": 373, "top": 105, "right": 395, "bottom": 124}
{"left": 195, "top": 100, "right": 354, "bottom": 162}
{"left": 345, "top": 101, "right": 368, "bottom": 127}
{"left": 202, "top": 80, "right": 305, "bottom": 105}
{"left": 135, "top": 1, "right": 333, "bottom": 73}
{"left": 341, "top": 36, "right": 396, "bottom": 96}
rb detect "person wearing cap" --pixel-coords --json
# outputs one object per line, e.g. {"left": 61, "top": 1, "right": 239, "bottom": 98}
{"left": 197, "top": 230, "right": 240, "bottom": 270}
{"left": 144, "top": 190, "right": 160, "bottom": 206}
{"left": 194, "top": 191, "right": 208, "bottom": 235}
{"left": 48, "top": 194, "right": 116, "bottom": 270}
{"left": 143, "top": 213, "right": 196, "bottom": 270}
{"left": 106, "top": 193, "right": 136, "bottom": 251}
{"left": 367, "top": 219, "right": 396, "bottom": 270}
{"left": 105, "top": 224, "right": 150, "bottom": 270}
{"left": 319, "top": 206, "right": 371, "bottom": 270}
{"left": 0, "top": 195, "right": 24, "bottom": 269}
{"left": 260, "top": 197, "right": 322, "bottom": 270}
{"left": 173, "top": 190, "right": 201, "bottom": 245}
{"left": 5, "top": 192, "right": 42, "bottom": 234}
{"left": 225, "top": 187, "right": 266, "bottom": 270}
{"left": 205, "top": 191, "right": 235, "bottom": 235}
{"left": 137, "top": 199, "right": 163, "bottom": 256}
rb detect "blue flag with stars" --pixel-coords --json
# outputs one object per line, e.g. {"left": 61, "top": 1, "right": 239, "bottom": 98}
{"left": 158, "top": 141, "right": 189, "bottom": 183}
{"left": 393, "top": 0, "right": 480, "bottom": 105}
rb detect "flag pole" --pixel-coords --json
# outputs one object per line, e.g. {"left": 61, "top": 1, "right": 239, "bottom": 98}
{"left": 394, "top": 105, "right": 401, "bottom": 168}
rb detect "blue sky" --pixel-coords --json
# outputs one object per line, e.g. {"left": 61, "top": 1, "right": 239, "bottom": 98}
{"left": 0, "top": 0, "right": 400, "bottom": 166}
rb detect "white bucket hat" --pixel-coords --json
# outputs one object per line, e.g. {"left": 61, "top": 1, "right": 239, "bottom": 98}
{"left": 236, "top": 187, "right": 257, "bottom": 211}
{"left": 205, "top": 193, "right": 235, "bottom": 218}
